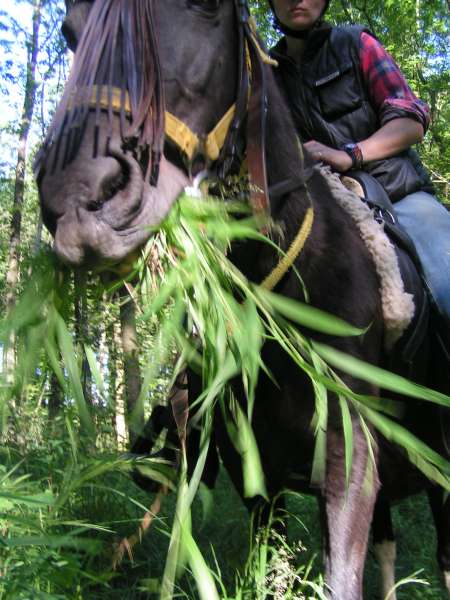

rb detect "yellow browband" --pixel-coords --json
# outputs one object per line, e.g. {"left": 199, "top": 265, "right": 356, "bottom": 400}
{"left": 86, "top": 85, "right": 236, "bottom": 163}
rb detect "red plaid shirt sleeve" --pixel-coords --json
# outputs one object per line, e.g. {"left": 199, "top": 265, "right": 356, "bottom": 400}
{"left": 359, "top": 32, "right": 430, "bottom": 132}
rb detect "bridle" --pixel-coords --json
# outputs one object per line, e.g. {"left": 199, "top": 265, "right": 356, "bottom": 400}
{"left": 165, "top": 2, "right": 279, "bottom": 219}
{"left": 81, "top": 0, "right": 314, "bottom": 289}
{"left": 84, "top": 1, "right": 277, "bottom": 216}
{"left": 156, "top": 1, "right": 278, "bottom": 219}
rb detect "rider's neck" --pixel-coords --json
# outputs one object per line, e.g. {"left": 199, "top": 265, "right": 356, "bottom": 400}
{"left": 286, "top": 37, "right": 307, "bottom": 63}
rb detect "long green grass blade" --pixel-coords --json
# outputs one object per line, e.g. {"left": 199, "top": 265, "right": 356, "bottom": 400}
{"left": 313, "top": 342, "right": 450, "bottom": 407}
{"left": 339, "top": 395, "right": 354, "bottom": 490}
{"left": 54, "top": 312, "right": 94, "bottom": 436}
{"left": 84, "top": 344, "right": 105, "bottom": 398}
{"left": 359, "top": 404, "right": 450, "bottom": 489}
{"left": 182, "top": 529, "right": 220, "bottom": 600}
{"left": 310, "top": 354, "right": 328, "bottom": 488}
{"left": 256, "top": 288, "right": 367, "bottom": 336}
{"left": 221, "top": 393, "right": 268, "bottom": 500}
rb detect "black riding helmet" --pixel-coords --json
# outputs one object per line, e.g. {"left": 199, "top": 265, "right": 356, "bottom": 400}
{"left": 268, "top": 0, "right": 330, "bottom": 38}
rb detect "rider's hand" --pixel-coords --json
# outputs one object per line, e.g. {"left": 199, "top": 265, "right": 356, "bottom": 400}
{"left": 304, "top": 140, "right": 353, "bottom": 173}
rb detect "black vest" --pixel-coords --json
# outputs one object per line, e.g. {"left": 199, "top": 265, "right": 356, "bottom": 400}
{"left": 271, "top": 25, "right": 432, "bottom": 201}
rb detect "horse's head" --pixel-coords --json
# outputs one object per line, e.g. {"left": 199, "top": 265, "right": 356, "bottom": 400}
{"left": 36, "top": 0, "right": 240, "bottom": 267}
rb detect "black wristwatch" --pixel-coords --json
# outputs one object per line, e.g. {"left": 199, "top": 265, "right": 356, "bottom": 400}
{"left": 342, "top": 143, "right": 364, "bottom": 170}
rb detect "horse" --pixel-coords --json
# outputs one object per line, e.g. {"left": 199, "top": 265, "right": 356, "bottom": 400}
{"left": 35, "top": 1, "right": 450, "bottom": 598}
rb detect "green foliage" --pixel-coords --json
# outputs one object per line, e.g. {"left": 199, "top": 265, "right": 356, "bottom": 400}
{"left": 123, "top": 192, "right": 450, "bottom": 596}
{"left": 2, "top": 192, "right": 450, "bottom": 598}
{"left": 0, "top": 0, "right": 67, "bottom": 177}
{"left": 0, "top": 442, "right": 178, "bottom": 599}
{"left": 0, "top": 2, "right": 449, "bottom": 598}
{"left": 216, "top": 496, "right": 327, "bottom": 600}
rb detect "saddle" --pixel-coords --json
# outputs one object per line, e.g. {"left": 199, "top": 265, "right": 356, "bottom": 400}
{"left": 344, "top": 171, "right": 450, "bottom": 457}
{"left": 342, "top": 171, "right": 431, "bottom": 376}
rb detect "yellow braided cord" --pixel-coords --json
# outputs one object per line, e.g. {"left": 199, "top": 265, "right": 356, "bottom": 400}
{"left": 261, "top": 207, "right": 314, "bottom": 291}
{"left": 88, "top": 86, "right": 236, "bottom": 163}
{"left": 248, "top": 17, "right": 279, "bottom": 67}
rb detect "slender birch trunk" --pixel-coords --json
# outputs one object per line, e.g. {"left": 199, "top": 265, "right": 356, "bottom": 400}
{"left": 111, "top": 314, "right": 128, "bottom": 450}
{"left": 4, "top": 0, "right": 43, "bottom": 378}
{"left": 119, "top": 289, "right": 143, "bottom": 446}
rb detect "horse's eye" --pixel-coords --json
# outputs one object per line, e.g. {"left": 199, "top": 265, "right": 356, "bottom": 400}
{"left": 188, "top": 0, "right": 220, "bottom": 12}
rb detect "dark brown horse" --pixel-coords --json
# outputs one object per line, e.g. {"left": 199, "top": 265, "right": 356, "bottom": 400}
{"left": 36, "top": 1, "right": 450, "bottom": 598}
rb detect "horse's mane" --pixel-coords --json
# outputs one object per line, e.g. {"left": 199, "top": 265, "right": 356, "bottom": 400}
{"left": 40, "top": 0, "right": 164, "bottom": 174}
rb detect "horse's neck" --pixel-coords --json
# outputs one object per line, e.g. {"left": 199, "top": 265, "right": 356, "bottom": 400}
{"left": 227, "top": 74, "right": 315, "bottom": 284}
{"left": 264, "top": 73, "right": 312, "bottom": 219}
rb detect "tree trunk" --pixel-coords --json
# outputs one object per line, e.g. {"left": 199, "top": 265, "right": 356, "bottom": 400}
{"left": 33, "top": 215, "right": 44, "bottom": 256}
{"left": 4, "top": 0, "right": 43, "bottom": 377}
{"left": 110, "top": 313, "right": 128, "bottom": 450}
{"left": 119, "top": 289, "right": 143, "bottom": 446}
{"left": 48, "top": 372, "right": 63, "bottom": 420}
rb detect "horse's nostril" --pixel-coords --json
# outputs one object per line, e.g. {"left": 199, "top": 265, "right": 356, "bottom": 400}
{"left": 86, "top": 200, "right": 103, "bottom": 212}
{"left": 100, "top": 169, "right": 128, "bottom": 204}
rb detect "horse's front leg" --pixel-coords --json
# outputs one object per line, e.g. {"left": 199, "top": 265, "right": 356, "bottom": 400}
{"left": 320, "top": 422, "right": 379, "bottom": 600}
{"left": 372, "top": 495, "right": 397, "bottom": 600}
{"left": 427, "top": 485, "right": 450, "bottom": 596}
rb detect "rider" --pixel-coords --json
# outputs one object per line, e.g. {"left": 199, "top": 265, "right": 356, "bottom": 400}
{"left": 267, "top": 0, "right": 450, "bottom": 345}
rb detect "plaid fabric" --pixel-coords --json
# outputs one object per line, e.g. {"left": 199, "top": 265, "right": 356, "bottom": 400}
{"left": 359, "top": 32, "right": 430, "bottom": 131}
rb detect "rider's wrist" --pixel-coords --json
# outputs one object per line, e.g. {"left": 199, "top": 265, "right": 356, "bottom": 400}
{"left": 341, "top": 143, "right": 364, "bottom": 170}
{"left": 340, "top": 151, "right": 353, "bottom": 172}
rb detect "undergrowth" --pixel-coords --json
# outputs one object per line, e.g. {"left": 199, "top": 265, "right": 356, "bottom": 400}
{"left": 1, "top": 193, "right": 449, "bottom": 598}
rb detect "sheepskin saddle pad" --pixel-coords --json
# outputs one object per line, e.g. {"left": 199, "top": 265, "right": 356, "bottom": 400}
{"left": 319, "top": 166, "right": 429, "bottom": 355}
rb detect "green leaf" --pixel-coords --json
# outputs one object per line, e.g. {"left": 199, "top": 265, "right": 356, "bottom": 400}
{"left": 310, "top": 354, "right": 328, "bottom": 488}
{"left": 222, "top": 394, "right": 268, "bottom": 500}
{"left": 339, "top": 395, "right": 354, "bottom": 490}
{"left": 313, "top": 342, "right": 450, "bottom": 407}
{"left": 359, "top": 404, "right": 450, "bottom": 489}
{"left": 84, "top": 344, "right": 105, "bottom": 398}
{"left": 160, "top": 461, "right": 190, "bottom": 600}
{"left": 54, "top": 312, "right": 94, "bottom": 436}
{"left": 181, "top": 529, "right": 220, "bottom": 600}
{"left": 257, "top": 288, "right": 367, "bottom": 336}
{"left": 0, "top": 490, "right": 54, "bottom": 508}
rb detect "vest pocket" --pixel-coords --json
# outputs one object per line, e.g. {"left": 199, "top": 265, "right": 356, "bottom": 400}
{"left": 314, "top": 63, "right": 362, "bottom": 120}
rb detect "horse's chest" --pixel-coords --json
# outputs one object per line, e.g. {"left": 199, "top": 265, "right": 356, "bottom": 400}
{"left": 250, "top": 366, "right": 317, "bottom": 478}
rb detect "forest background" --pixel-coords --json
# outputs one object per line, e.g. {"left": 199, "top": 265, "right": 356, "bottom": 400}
{"left": 0, "top": 1, "right": 449, "bottom": 599}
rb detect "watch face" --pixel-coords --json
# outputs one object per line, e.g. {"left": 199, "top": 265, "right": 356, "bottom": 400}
{"left": 343, "top": 143, "right": 363, "bottom": 169}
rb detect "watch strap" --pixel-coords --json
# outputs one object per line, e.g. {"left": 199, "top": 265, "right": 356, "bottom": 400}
{"left": 342, "top": 143, "right": 364, "bottom": 170}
